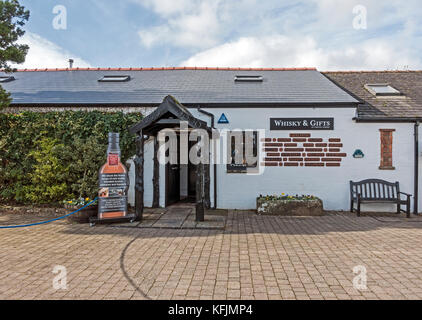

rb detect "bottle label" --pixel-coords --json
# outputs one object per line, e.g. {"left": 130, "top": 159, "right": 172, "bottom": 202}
{"left": 98, "top": 173, "right": 128, "bottom": 219}
{"left": 99, "top": 173, "right": 127, "bottom": 187}
{"left": 98, "top": 196, "right": 127, "bottom": 215}
{"left": 108, "top": 154, "right": 119, "bottom": 166}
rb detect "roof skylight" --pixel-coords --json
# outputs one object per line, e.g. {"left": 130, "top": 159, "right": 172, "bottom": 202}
{"left": 0, "top": 76, "right": 15, "bottom": 83}
{"left": 234, "top": 75, "right": 263, "bottom": 82}
{"left": 98, "top": 75, "right": 131, "bottom": 82}
{"left": 365, "top": 84, "right": 401, "bottom": 96}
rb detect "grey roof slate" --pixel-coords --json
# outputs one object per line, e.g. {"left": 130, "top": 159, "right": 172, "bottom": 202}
{"left": 323, "top": 71, "right": 422, "bottom": 119}
{"left": 0, "top": 68, "right": 358, "bottom": 106}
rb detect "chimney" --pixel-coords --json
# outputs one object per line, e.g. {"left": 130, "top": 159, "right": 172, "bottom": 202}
{"left": 68, "top": 59, "right": 74, "bottom": 69}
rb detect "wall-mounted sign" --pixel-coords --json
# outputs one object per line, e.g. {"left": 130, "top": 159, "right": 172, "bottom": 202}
{"left": 353, "top": 149, "right": 364, "bottom": 158}
{"left": 218, "top": 113, "right": 229, "bottom": 124}
{"left": 270, "top": 118, "right": 334, "bottom": 130}
{"left": 226, "top": 164, "right": 247, "bottom": 173}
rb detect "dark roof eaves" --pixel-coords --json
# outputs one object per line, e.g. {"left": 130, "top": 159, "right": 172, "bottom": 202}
{"left": 8, "top": 102, "right": 359, "bottom": 108}
{"left": 354, "top": 116, "right": 422, "bottom": 123}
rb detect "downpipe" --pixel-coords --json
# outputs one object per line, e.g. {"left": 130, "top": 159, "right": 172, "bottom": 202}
{"left": 414, "top": 121, "right": 419, "bottom": 215}
{"left": 197, "top": 107, "right": 217, "bottom": 209}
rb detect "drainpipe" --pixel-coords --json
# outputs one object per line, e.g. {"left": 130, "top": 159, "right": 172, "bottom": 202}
{"left": 414, "top": 121, "right": 419, "bottom": 215}
{"left": 197, "top": 107, "right": 217, "bottom": 209}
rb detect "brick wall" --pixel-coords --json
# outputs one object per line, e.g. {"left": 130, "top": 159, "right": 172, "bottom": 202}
{"left": 261, "top": 133, "right": 346, "bottom": 167}
{"left": 379, "top": 129, "right": 395, "bottom": 170}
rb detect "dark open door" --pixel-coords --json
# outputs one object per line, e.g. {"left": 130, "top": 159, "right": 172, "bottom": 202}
{"left": 166, "top": 163, "right": 180, "bottom": 206}
{"left": 188, "top": 139, "right": 197, "bottom": 202}
{"left": 166, "top": 134, "right": 180, "bottom": 206}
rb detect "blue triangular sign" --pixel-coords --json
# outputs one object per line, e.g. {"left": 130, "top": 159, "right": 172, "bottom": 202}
{"left": 218, "top": 113, "right": 229, "bottom": 124}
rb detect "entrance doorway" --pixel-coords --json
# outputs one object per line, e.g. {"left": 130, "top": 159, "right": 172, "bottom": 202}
{"left": 130, "top": 95, "right": 211, "bottom": 221}
{"left": 166, "top": 162, "right": 180, "bottom": 206}
{"left": 165, "top": 134, "right": 197, "bottom": 206}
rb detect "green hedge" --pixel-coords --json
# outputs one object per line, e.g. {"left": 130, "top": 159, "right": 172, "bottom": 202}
{"left": 0, "top": 111, "right": 142, "bottom": 204}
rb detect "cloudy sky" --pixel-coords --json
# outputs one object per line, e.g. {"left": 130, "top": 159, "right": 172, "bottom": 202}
{"left": 16, "top": 0, "right": 422, "bottom": 71}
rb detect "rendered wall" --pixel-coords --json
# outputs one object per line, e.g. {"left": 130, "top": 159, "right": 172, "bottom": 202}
{"left": 129, "top": 107, "right": 417, "bottom": 212}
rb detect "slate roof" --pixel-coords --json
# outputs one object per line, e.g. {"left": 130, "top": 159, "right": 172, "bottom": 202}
{"left": 0, "top": 67, "right": 358, "bottom": 106}
{"left": 323, "top": 71, "right": 422, "bottom": 120}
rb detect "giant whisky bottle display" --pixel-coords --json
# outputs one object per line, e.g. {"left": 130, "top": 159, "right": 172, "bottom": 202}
{"left": 98, "top": 133, "right": 128, "bottom": 220}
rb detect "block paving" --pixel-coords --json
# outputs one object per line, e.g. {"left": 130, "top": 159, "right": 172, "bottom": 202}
{"left": 1, "top": 209, "right": 422, "bottom": 300}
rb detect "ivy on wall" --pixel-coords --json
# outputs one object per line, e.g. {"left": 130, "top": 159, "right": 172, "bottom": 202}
{"left": 0, "top": 111, "right": 142, "bottom": 204}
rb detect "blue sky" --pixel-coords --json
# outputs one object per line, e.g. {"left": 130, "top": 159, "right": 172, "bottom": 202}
{"left": 16, "top": 0, "right": 422, "bottom": 70}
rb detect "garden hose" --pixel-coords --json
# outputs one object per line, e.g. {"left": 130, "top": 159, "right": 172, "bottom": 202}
{"left": 0, "top": 198, "right": 98, "bottom": 229}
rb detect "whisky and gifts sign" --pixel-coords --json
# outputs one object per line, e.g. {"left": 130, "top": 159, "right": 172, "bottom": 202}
{"left": 97, "top": 133, "right": 129, "bottom": 220}
{"left": 270, "top": 118, "right": 334, "bottom": 130}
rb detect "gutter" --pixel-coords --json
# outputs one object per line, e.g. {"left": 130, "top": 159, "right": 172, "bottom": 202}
{"left": 197, "top": 107, "right": 218, "bottom": 210}
{"left": 354, "top": 115, "right": 420, "bottom": 215}
{"left": 354, "top": 116, "right": 422, "bottom": 123}
{"left": 415, "top": 122, "right": 419, "bottom": 215}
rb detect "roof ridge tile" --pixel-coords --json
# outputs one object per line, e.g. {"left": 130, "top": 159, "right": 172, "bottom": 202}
{"left": 4, "top": 66, "right": 318, "bottom": 72}
{"left": 323, "top": 70, "right": 422, "bottom": 73}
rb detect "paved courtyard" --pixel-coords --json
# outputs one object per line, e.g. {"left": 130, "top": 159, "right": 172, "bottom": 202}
{"left": 1, "top": 209, "right": 422, "bottom": 300}
{"left": 111, "top": 203, "right": 227, "bottom": 230}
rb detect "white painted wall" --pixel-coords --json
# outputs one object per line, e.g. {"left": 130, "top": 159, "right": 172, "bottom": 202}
{"left": 127, "top": 138, "right": 154, "bottom": 207}
{"left": 129, "top": 107, "right": 417, "bottom": 212}
{"left": 127, "top": 157, "right": 135, "bottom": 206}
{"left": 418, "top": 125, "right": 422, "bottom": 212}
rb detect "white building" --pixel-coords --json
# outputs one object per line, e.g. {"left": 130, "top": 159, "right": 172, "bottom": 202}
{"left": 2, "top": 67, "right": 421, "bottom": 215}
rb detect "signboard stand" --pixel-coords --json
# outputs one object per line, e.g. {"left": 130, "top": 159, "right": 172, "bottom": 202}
{"left": 89, "top": 132, "right": 136, "bottom": 226}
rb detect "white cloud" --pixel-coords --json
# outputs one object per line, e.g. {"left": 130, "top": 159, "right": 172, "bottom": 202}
{"left": 136, "top": 0, "right": 197, "bottom": 18}
{"left": 181, "top": 35, "right": 422, "bottom": 71}
{"left": 12, "top": 32, "right": 91, "bottom": 69}
{"left": 138, "top": 25, "right": 171, "bottom": 48}
{"left": 138, "top": 0, "right": 222, "bottom": 49}
{"left": 135, "top": 0, "right": 422, "bottom": 70}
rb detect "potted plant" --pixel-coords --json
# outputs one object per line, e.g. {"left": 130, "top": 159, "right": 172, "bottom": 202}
{"left": 256, "top": 193, "right": 323, "bottom": 216}
{"left": 63, "top": 197, "right": 98, "bottom": 223}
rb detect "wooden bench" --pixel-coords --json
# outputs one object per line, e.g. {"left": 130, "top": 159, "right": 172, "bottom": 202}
{"left": 350, "top": 179, "right": 411, "bottom": 218}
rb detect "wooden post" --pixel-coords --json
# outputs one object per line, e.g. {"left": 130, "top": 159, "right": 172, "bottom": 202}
{"left": 357, "top": 195, "right": 361, "bottom": 217}
{"left": 195, "top": 135, "right": 205, "bottom": 222}
{"left": 204, "top": 163, "right": 211, "bottom": 209}
{"left": 203, "top": 131, "right": 211, "bottom": 209}
{"left": 196, "top": 162, "right": 205, "bottom": 222}
{"left": 152, "top": 135, "right": 160, "bottom": 208}
{"left": 135, "top": 131, "right": 144, "bottom": 221}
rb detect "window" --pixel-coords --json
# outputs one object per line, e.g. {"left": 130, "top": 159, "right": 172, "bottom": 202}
{"left": 0, "top": 76, "right": 15, "bottom": 83}
{"left": 227, "top": 130, "right": 259, "bottom": 173}
{"left": 98, "top": 75, "right": 131, "bottom": 82}
{"left": 365, "top": 84, "right": 401, "bottom": 96}
{"left": 234, "top": 75, "right": 263, "bottom": 82}
{"left": 379, "top": 129, "right": 395, "bottom": 170}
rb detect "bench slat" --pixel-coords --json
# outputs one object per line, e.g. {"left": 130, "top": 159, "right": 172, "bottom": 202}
{"left": 350, "top": 179, "right": 411, "bottom": 218}
{"left": 350, "top": 179, "right": 402, "bottom": 201}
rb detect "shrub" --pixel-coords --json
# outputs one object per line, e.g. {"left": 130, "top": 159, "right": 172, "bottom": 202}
{"left": 0, "top": 111, "right": 142, "bottom": 204}
{"left": 23, "top": 137, "right": 69, "bottom": 203}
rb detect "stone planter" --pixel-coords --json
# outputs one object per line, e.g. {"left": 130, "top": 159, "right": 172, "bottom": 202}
{"left": 64, "top": 204, "right": 98, "bottom": 223}
{"left": 256, "top": 198, "right": 323, "bottom": 216}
